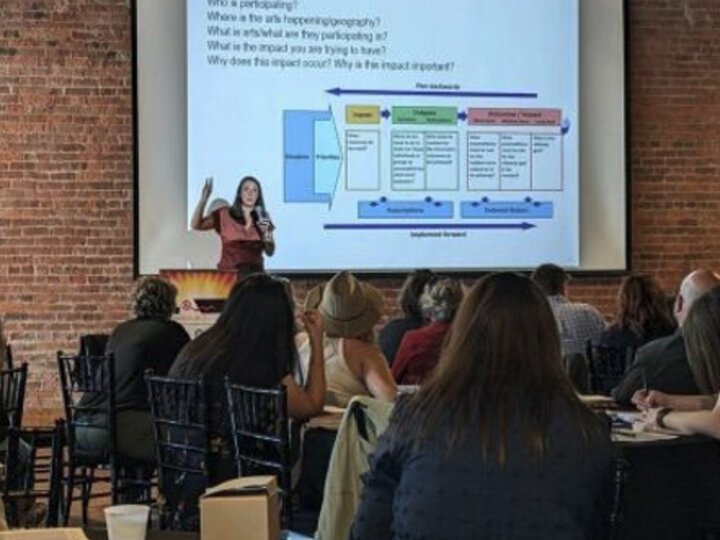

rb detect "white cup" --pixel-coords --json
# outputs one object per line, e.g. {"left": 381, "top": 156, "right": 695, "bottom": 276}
{"left": 104, "top": 504, "right": 150, "bottom": 540}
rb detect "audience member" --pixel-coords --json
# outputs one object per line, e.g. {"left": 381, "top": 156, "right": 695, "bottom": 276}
{"left": 378, "top": 269, "right": 436, "bottom": 366}
{"left": 612, "top": 269, "right": 719, "bottom": 406}
{"left": 531, "top": 263, "right": 606, "bottom": 356}
{"left": 634, "top": 286, "right": 720, "bottom": 436}
{"left": 599, "top": 275, "right": 675, "bottom": 349}
{"left": 298, "top": 271, "right": 397, "bottom": 407}
{"left": 391, "top": 277, "right": 463, "bottom": 385}
{"left": 170, "top": 273, "right": 326, "bottom": 426}
{"left": 351, "top": 273, "right": 612, "bottom": 540}
{"left": 75, "top": 277, "right": 190, "bottom": 462}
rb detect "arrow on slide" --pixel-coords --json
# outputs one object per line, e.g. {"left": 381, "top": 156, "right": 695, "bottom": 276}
{"left": 458, "top": 110, "right": 467, "bottom": 121}
{"left": 323, "top": 222, "right": 536, "bottom": 231}
{"left": 326, "top": 88, "right": 538, "bottom": 99}
{"left": 381, "top": 109, "right": 391, "bottom": 120}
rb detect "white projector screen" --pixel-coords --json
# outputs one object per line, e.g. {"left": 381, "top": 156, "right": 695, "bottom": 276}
{"left": 134, "top": 0, "right": 627, "bottom": 275}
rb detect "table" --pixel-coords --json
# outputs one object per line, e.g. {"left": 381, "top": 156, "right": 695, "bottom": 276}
{"left": 84, "top": 530, "right": 311, "bottom": 540}
{"left": 614, "top": 434, "right": 720, "bottom": 540}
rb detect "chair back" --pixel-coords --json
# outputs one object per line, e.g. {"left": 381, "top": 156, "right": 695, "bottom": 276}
{"left": 4, "top": 343, "right": 14, "bottom": 371}
{"left": 0, "top": 362, "right": 28, "bottom": 436}
{"left": 57, "top": 351, "right": 117, "bottom": 464}
{"left": 145, "top": 372, "right": 212, "bottom": 530}
{"left": 586, "top": 342, "right": 635, "bottom": 394}
{"left": 224, "top": 380, "right": 292, "bottom": 526}
{"left": 608, "top": 456, "right": 630, "bottom": 540}
{"left": 2, "top": 419, "right": 65, "bottom": 527}
{"left": 78, "top": 333, "right": 110, "bottom": 357}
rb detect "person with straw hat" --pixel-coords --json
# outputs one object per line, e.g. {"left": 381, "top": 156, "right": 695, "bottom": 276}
{"left": 298, "top": 271, "right": 397, "bottom": 407}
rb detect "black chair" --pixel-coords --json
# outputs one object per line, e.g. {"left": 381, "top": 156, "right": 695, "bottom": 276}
{"left": 224, "top": 380, "right": 293, "bottom": 528}
{"left": 57, "top": 351, "right": 152, "bottom": 525}
{"left": 586, "top": 342, "right": 635, "bottom": 395}
{"left": 4, "top": 343, "right": 14, "bottom": 371}
{"left": 78, "top": 334, "right": 110, "bottom": 357}
{"left": 145, "top": 372, "right": 213, "bottom": 531}
{"left": 0, "top": 362, "right": 28, "bottom": 432}
{"left": 2, "top": 419, "right": 65, "bottom": 527}
{"left": 608, "top": 456, "right": 630, "bottom": 540}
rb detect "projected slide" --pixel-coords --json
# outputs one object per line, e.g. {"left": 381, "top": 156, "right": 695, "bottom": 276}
{"left": 187, "top": 0, "right": 579, "bottom": 271}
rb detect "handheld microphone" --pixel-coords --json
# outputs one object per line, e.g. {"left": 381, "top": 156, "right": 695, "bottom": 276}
{"left": 255, "top": 204, "right": 267, "bottom": 220}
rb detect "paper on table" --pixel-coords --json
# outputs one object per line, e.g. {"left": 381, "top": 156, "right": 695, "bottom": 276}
{"left": 612, "top": 427, "right": 679, "bottom": 442}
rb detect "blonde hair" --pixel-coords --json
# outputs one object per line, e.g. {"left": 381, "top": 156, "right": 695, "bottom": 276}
{"left": 420, "top": 278, "right": 463, "bottom": 322}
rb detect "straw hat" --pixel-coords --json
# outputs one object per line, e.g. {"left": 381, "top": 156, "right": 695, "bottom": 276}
{"left": 304, "top": 271, "right": 384, "bottom": 338}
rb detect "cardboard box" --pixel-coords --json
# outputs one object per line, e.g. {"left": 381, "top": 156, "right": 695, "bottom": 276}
{"left": 201, "top": 475, "right": 280, "bottom": 540}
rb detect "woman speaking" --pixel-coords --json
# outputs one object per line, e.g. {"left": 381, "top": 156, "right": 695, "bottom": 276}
{"left": 191, "top": 176, "right": 275, "bottom": 276}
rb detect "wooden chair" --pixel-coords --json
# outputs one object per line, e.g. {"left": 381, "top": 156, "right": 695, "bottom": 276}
{"left": 586, "top": 342, "right": 635, "bottom": 395}
{"left": 224, "top": 380, "right": 293, "bottom": 528}
{"left": 145, "top": 372, "right": 213, "bottom": 531}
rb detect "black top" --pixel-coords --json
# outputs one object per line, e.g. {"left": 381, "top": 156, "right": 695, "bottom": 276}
{"left": 611, "top": 330, "right": 699, "bottom": 407}
{"left": 598, "top": 322, "right": 675, "bottom": 350}
{"left": 378, "top": 317, "right": 424, "bottom": 366}
{"left": 168, "top": 329, "right": 291, "bottom": 434}
{"left": 352, "top": 398, "right": 613, "bottom": 540}
{"left": 83, "top": 318, "right": 189, "bottom": 411}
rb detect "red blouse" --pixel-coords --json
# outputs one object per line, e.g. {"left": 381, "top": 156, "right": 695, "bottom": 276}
{"left": 212, "top": 207, "right": 264, "bottom": 271}
{"left": 391, "top": 321, "right": 451, "bottom": 385}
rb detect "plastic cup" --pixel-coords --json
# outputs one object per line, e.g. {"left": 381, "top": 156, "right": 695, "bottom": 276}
{"left": 104, "top": 504, "right": 150, "bottom": 540}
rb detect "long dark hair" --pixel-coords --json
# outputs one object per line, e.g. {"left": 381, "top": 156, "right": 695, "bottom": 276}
{"left": 172, "top": 274, "right": 296, "bottom": 385}
{"left": 614, "top": 275, "right": 674, "bottom": 339}
{"left": 392, "top": 272, "right": 605, "bottom": 464}
{"left": 230, "top": 176, "right": 266, "bottom": 237}
{"left": 683, "top": 287, "right": 720, "bottom": 394}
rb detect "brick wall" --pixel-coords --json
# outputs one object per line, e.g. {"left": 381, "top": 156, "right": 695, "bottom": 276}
{"left": 0, "top": 0, "right": 718, "bottom": 418}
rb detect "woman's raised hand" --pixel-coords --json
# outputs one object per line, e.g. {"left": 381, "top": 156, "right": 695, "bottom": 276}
{"left": 202, "top": 177, "right": 213, "bottom": 201}
{"left": 300, "top": 310, "right": 325, "bottom": 346}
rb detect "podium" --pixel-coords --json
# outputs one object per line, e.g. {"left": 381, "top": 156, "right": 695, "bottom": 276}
{"left": 159, "top": 269, "right": 237, "bottom": 337}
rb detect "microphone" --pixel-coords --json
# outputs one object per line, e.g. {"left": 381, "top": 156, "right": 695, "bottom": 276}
{"left": 255, "top": 204, "right": 266, "bottom": 220}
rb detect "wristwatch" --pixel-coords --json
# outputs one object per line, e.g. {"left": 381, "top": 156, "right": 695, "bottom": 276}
{"left": 656, "top": 407, "right": 673, "bottom": 429}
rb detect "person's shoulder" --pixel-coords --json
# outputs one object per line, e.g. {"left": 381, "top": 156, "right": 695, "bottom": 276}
{"left": 635, "top": 331, "right": 680, "bottom": 359}
{"left": 346, "top": 337, "right": 385, "bottom": 362}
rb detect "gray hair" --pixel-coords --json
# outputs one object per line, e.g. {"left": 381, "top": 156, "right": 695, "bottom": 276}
{"left": 420, "top": 278, "right": 464, "bottom": 322}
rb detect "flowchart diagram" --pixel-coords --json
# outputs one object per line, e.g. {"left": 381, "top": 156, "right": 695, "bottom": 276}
{"left": 283, "top": 94, "right": 570, "bottom": 226}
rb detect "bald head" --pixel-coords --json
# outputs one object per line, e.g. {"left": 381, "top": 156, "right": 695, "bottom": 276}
{"left": 675, "top": 269, "right": 720, "bottom": 326}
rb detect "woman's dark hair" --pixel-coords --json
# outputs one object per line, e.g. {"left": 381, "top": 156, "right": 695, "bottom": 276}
{"left": 230, "top": 176, "right": 266, "bottom": 237}
{"left": 614, "top": 275, "right": 674, "bottom": 339}
{"left": 172, "top": 274, "right": 296, "bottom": 385}
{"left": 683, "top": 287, "right": 720, "bottom": 394}
{"left": 133, "top": 277, "right": 177, "bottom": 319}
{"left": 392, "top": 272, "right": 605, "bottom": 464}
{"left": 398, "top": 269, "right": 437, "bottom": 321}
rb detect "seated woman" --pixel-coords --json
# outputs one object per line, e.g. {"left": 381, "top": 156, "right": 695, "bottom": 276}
{"left": 169, "top": 273, "right": 326, "bottom": 425}
{"left": 298, "top": 271, "right": 397, "bottom": 407}
{"left": 76, "top": 277, "right": 190, "bottom": 462}
{"left": 599, "top": 274, "right": 675, "bottom": 349}
{"left": 378, "top": 269, "right": 436, "bottom": 366}
{"left": 391, "top": 277, "right": 463, "bottom": 385}
{"left": 351, "top": 273, "right": 613, "bottom": 540}
{"left": 635, "top": 287, "right": 720, "bottom": 435}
